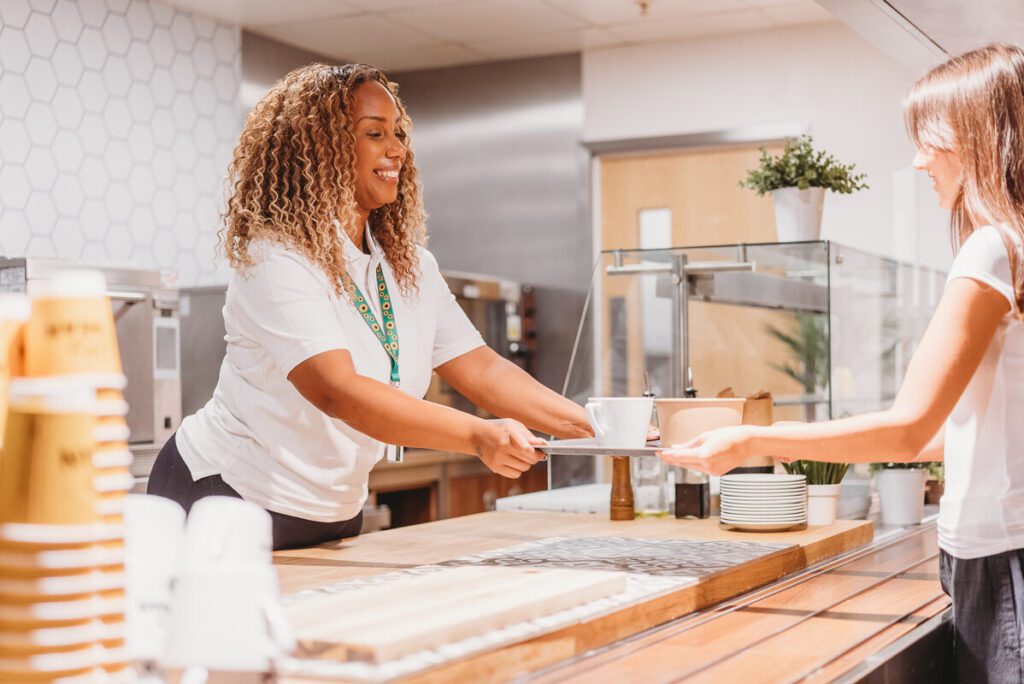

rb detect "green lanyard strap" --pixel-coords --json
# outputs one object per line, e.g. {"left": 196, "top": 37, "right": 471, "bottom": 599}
{"left": 352, "top": 264, "right": 400, "bottom": 387}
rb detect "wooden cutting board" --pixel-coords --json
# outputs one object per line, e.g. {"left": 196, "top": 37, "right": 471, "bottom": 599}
{"left": 285, "top": 565, "right": 627, "bottom": 663}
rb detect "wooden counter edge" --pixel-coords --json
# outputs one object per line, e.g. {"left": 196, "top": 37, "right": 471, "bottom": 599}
{"left": 403, "top": 521, "right": 874, "bottom": 684}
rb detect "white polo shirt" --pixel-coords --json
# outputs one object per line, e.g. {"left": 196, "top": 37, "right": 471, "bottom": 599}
{"left": 175, "top": 230, "right": 484, "bottom": 522}
{"left": 940, "top": 225, "right": 1024, "bottom": 559}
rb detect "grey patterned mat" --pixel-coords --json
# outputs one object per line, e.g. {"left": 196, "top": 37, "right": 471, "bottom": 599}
{"left": 439, "top": 536, "right": 792, "bottom": 578}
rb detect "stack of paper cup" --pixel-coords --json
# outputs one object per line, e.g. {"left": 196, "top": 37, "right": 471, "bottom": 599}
{"left": 0, "top": 380, "right": 117, "bottom": 682}
{"left": 19, "top": 271, "right": 134, "bottom": 681}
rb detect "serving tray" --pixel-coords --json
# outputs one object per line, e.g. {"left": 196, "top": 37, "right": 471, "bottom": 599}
{"left": 539, "top": 437, "right": 662, "bottom": 457}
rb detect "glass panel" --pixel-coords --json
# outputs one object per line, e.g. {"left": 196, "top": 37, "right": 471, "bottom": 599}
{"left": 552, "top": 240, "right": 945, "bottom": 491}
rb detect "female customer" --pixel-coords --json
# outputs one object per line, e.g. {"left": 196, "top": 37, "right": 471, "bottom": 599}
{"left": 659, "top": 44, "right": 1024, "bottom": 682}
{"left": 148, "top": 64, "right": 591, "bottom": 550}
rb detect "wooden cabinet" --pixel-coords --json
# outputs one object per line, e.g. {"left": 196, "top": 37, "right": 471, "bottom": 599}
{"left": 449, "top": 463, "right": 548, "bottom": 519}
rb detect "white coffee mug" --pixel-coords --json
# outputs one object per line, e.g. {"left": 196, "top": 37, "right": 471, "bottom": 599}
{"left": 584, "top": 397, "right": 654, "bottom": 448}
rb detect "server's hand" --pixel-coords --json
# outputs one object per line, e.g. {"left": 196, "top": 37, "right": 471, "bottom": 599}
{"left": 473, "top": 418, "right": 547, "bottom": 478}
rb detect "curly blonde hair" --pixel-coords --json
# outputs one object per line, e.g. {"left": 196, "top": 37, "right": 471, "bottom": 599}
{"left": 220, "top": 63, "right": 426, "bottom": 297}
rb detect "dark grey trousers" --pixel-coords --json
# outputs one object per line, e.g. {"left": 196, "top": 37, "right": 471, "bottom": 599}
{"left": 940, "top": 548, "right": 1024, "bottom": 683}
{"left": 147, "top": 433, "right": 363, "bottom": 551}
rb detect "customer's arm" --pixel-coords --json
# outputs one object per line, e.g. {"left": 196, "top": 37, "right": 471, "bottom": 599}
{"left": 436, "top": 346, "right": 592, "bottom": 439}
{"left": 289, "top": 350, "right": 544, "bottom": 478}
{"left": 659, "top": 278, "right": 1006, "bottom": 475}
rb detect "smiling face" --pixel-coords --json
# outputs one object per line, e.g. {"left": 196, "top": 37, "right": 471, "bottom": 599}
{"left": 913, "top": 146, "right": 964, "bottom": 210}
{"left": 351, "top": 80, "right": 408, "bottom": 215}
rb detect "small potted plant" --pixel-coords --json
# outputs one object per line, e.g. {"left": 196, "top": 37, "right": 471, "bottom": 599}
{"left": 782, "top": 460, "right": 848, "bottom": 526}
{"left": 871, "top": 462, "right": 929, "bottom": 526}
{"left": 739, "top": 135, "right": 868, "bottom": 242}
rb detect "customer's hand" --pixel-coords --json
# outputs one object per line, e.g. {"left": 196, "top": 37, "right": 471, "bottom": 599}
{"left": 473, "top": 418, "right": 547, "bottom": 478}
{"left": 657, "top": 425, "right": 756, "bottom": 476}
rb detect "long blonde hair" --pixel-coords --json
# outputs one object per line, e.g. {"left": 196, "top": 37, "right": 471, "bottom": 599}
{"left": 220, "top": 64, "right": 426, "bottom": 297}
{"left": 904, "top": 44, "right": 1024, "bottom": 313}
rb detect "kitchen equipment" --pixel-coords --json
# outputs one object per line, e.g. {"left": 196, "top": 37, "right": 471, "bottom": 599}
{"left": 0, "top": 258, "right": 181, "bottom": 489}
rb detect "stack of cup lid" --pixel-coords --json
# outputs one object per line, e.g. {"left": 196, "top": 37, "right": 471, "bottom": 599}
{"left": 0, "top": 270, "right": 135, "bottom": 681}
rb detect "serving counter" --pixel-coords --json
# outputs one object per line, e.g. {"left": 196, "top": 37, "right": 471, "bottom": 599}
{"left": 274, "top": 511, "right": 887, "bottom": 683}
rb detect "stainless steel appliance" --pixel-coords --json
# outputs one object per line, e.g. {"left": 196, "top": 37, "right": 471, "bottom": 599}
{"left": 0, "top": 258, "right": 182, "bottom": 487}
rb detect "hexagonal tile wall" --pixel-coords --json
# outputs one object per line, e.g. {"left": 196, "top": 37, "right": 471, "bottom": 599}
{"left": 0, "top": 0, "right": 241, "bottom": 284}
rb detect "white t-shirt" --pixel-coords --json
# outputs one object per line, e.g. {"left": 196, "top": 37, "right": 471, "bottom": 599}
{"left": 939, "top": 225, "right": 1024, "bottom": 559}
{"left": 175, "top": 229, "right": 485, "bottom": 522}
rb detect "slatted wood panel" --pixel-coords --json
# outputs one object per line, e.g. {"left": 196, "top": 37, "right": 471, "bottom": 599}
{"left": 525, "top": 526, "right": 945, "bottom": 684}
{"left": 287, "top": 566, "right": 627, "bottom": 663}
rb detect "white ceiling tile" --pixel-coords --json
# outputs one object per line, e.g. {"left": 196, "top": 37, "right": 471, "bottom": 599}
{"left": 393, "top": 0, "right": 586, "bottom": 43}
{"left": 609, "top": 8, "right": 773, "bottom": 42}
{"left": 546, "top": 0, "right": 748, "bottom": 25}
{"left": 259, "top": 13, "right": 442, "bottom": 61}
{"left": 758, "top": 2, "right": 835, "bottom": 26}
{"left": 361, "top": 44, "right": 487, "bottom": 72}
{"left": 471, "top": 27, "right": 622, "bottom": 60}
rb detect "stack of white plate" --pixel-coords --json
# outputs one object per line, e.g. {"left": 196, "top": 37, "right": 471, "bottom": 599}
{"left": 719, "top": 474, "right": 807, "bottom": 531}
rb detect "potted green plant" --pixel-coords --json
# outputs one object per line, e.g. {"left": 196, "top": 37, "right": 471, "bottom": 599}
{"left": 782, "top": 460, "right": 848, "bottom": 526}
{"left": 739, "top": 135, "right": 868, "bottom": 242}
{"left": 870, "top": 462, "right": 929, "bottom": 525}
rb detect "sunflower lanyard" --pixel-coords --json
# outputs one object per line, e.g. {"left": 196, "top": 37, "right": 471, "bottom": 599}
{"left": 353, "top": 264, "right": 404, "bottom": 463}
{"left": 352, "top": 264, "right": 400, "bottom": 387}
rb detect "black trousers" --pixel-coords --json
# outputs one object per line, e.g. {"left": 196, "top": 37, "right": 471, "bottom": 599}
{"left": 147, "top": 434, "right": 363, "bottom": 551}
{"left": 940, "top": 548, "right": 1024, "bottom": 683}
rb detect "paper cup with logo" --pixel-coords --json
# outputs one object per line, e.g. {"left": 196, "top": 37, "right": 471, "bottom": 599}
{"left": 0, "top": 294, "right": 30, "bottom": 449}
{"left": 24, "top": 272, "right": 122, "bottom": 378}
{"left": 0, "top": 381, "right": 99, "bottom": 528}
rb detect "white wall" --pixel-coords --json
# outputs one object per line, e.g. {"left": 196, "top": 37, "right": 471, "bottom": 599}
{"left": 582, "top": 22, "right": 951, "bottom": 270}
{"left": 0, "top": 0, "right": 242, "bottom": 285}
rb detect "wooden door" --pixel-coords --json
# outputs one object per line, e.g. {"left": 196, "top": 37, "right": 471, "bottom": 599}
{"left": 598, "top": 144, "right": 806, "bottom": 417}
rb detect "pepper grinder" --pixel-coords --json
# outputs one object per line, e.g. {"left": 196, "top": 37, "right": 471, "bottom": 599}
{"left": 674, "top": 385, "right": 711, "bottom": 519}
{"left": 609, "top": 456, "right": 634, "bottom": 520}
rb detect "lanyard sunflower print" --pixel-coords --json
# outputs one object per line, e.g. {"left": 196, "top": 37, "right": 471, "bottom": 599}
{"left": 352, "top": 264, "right": 400, "bottom": 387}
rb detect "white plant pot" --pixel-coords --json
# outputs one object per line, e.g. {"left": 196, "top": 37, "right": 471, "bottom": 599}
{"left": 876, "top": 468, "right": 927, "bottom": 526}
{"left": 771, "top": 187, "right": 825, "bottom": 242}
{"left": 807, "top": 484, "right": 840, "bottom": 526}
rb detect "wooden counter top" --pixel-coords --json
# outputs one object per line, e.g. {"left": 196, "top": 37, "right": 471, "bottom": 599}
{"left": 276, "top": 512, "right": 872, "bottom": 682}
